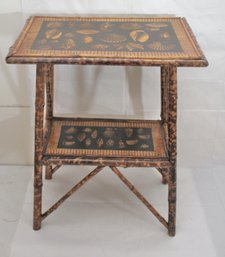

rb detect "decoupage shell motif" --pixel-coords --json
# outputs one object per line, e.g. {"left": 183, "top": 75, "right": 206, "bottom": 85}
{"left": 100, "top": 33, "right": 127, "bottom": 43}
{"left": 76, "top": 29, "right": 99, "bottom": 35}
{"left": 65, "top": 127, "right": 77, "bottom": 134}
{"left": 130, "top": 30, "right": 149, "bottom": 43}
{"left": 45, "top": 29, "right": 62, "bottom": 40}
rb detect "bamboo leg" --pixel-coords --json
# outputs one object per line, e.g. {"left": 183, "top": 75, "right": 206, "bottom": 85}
{"left": 160, "top": 66, "right": 170, "bottom": 184}
{"left": 45, "top": 64, "right": 54, "bottom": 180}
{"left": 33, "top": 64, "right": 46, "bottom": 230}
{"left": 45, "top": 165, "right": 52, "bottom": 180}
{"left": 167, "top": 66, "right": 177, "bottom": 236}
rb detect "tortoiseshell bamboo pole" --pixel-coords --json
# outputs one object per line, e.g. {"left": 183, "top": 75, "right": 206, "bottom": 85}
{"left": 41, "top": 166, "right": 104, "bottom": 220}
{"left": 33, "top": 63, "right": 46, "bottom": 230}
{"left": 45, "top": 64, "right": 54, "bottom": 180}
{"left": 110, "top": 166, "right": 168, "bottom": 229}
{"left": 168, "top": 66, "right": 177, "bottom": 236}
{"left": 157, "top": 66, "right": 170, "bottom": 184}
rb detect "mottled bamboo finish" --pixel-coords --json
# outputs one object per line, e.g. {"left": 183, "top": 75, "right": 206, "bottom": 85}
{"left": 111, "top": 166, "right": 168, "bottom": 229}
{"left": 168, "top": 66, "right": 177, "bottom": 236}
{"left": 45, "top": 64, "right": 54, "bottom": 180}
{"left": 33, "top": 63, "right": 46, "bottom": 230}
{"left": 42, "top": 166, "right": 104, "bottom": 220}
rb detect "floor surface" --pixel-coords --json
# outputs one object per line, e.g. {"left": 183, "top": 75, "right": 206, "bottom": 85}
{"left": 0, "top": 165, "right": 225, "bottom": 257}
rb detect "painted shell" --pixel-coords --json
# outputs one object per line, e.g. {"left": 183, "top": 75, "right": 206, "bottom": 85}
{"left": 118, "top": 140, "right": 125, "bottom": 149}
{"left": 100, "top": 22, "right": 113, "bottom": 31}
{"left": 65, "top": 135, "right": 74, "bottom": 140}
{"left": 97, "top": 138, "right": 104, "bottom": 148}
{"left": 65, "top": 127, "right": 77, "bottom": 134}
{"left": 126, "top": 140, "right": 138, "bottom": 145}
{"left": 145, "top": 23, "right": 168, "bottom": 29}
{"left": 106, "top": 139, "right": 114, "bottom": 147}
{"left": 83, "top": 128, "right": 92, "bottom": 133}
{"left": 91, "top": 130, "right": 98, "bottom": 139}
{"left": 76, "top": 29, "right": 99, "bottom": 35}
{"left": 63, "top": 140, "right": 76, "bottom": 146}
{"left": 103, "top": 128, "right": 115, "bottom": 138}
{"left": 83, "top": 36, "right": 93, "bottom": 44}
{"left": 100, "top": 33, "right": 127, "bottom": 43}
{"left": 47, "top": 22, "right": 63, "bottom": 29}
{"left": 148, "top": 42, "right": 175, "bottom": 51}
{"left": 140, "top": 144, "right": 150, "bottom": 149}
{"left": 121, "top": 23, "right": 142, "bottom": 30}
{"left": 61, "top": 38, "right": 76, "bottom": 49}
{"left": 160, "top": 32, "right": 170, "bottom": 40}
{"left": 125, "top": 128, "right": 133, "bottom": 138}
{"left": 85, "top": 138, "right": 92, "bottom": 147}
{"left": 130, "top": 30, "right": 149, "bottom": 43}
{"left": 138, "top": 134, "right": 151, "bottom": 140}
{"left": 77, "top": 132, "right": 86, "bottom": 142}
{"left": 126, "top": 42, "right": 144, "bottom": 51}
{"left": 45, "top": 29, "right": 62, "bottom": 40}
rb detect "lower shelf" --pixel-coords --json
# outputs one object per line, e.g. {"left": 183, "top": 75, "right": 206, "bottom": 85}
{"left": 44, "top": 118, "right": 169, "bottom": 163}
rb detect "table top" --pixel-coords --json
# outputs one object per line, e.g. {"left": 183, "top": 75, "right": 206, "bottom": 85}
{"left": 6, "top": 16, "right": 208, "bottom": 67}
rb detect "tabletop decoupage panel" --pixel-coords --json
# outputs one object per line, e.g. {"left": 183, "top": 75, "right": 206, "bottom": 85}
{"left": 9, "top": 16, "right": 203, "bottom": 60}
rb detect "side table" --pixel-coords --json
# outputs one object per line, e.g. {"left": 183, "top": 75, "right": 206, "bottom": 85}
{"left": 6, "top": 16, "right": 208, "bottom": 236}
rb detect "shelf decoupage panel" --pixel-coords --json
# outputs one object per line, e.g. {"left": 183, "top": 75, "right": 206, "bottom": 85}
{"left": 45, "top": 118, "right": 168, "bottom": 159}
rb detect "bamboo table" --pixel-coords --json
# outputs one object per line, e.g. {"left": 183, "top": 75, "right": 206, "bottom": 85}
{"left": 6, "top": 16, "right": 208, "bottom": 236}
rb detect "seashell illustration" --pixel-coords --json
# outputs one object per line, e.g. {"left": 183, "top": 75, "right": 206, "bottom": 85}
{"left": 85, "top": 138, "right": 92, "bottom": 147}
{"left": 103, "top": 128, "right": 115, "bottom": 138}
{"left": 121, "top": 23, "right": 142, "bottom": 30}
{"left": 83, "top": 36, "right": 93, "bottom": 44}
{"left": 83, "top": 128, "right": 92, "bottom": 133}
{"left": 100, "top": 22, "right": 113, "bottom": 31}
{"left": 76, "top": 29, "right": 99, "bottom": 35}
{"left": 130, "top": 30, "right": 149, "bottom": 43}
{"left": 138, "top": 134, "right": 151, "bottom": 140}
{"left": 126, "top": 140, "right": 138, "bottom": 145}
{"left": 100, "top": 33, "right": 127, "bottom": 43}
{"left": 145, "top": 23, "right": 168, "bottom": 28}
{"left": 148, "top": 42, "right": 175, "bottom": 51}
{"left": 61, "top": 38, "right": 76, "bottom": 49}
{"left": 125, "top": 128, "right": 133, "bottom": 138}
{"left": 140, "top": 144, "right": 150, "bottom": 149}
{"left": 64, "top": 32, "right": 75, "bottom": 38}
{"left": 106, "top": 139, "right": 114, "bottom": 147}
{"left": 160, "top": 32, "right": 170, "bottom": 40}
{"left": 92, "top": 44, "right": 109, "bottom": 50}
{"left": 63, "top": 140, "right": 76, "bottom": 146}
{"left": 65, "top": 127, "right": 77, "bottom": 134}
{"left": 65, "top": 135, "right": 74, "bottom": 140}
{"left": 126, "top": 42, "right": 144, "bottom": 51}
{"left": 77, "top": 132, "right": 86, "bottom": 142}
{"left": 45, "top": 29, "right": 62, "bottom": 40}
{"left": 118, "top": 140, "right": 125, "bottom": 149}
{"left": 97, "top": 138, "right": 104, "bottom": 148}
{"left": 47, "top": 22, "right": 63, "bottom": 29}
{"left": 91, "top": 130, "right": 98, "bottom": 139}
